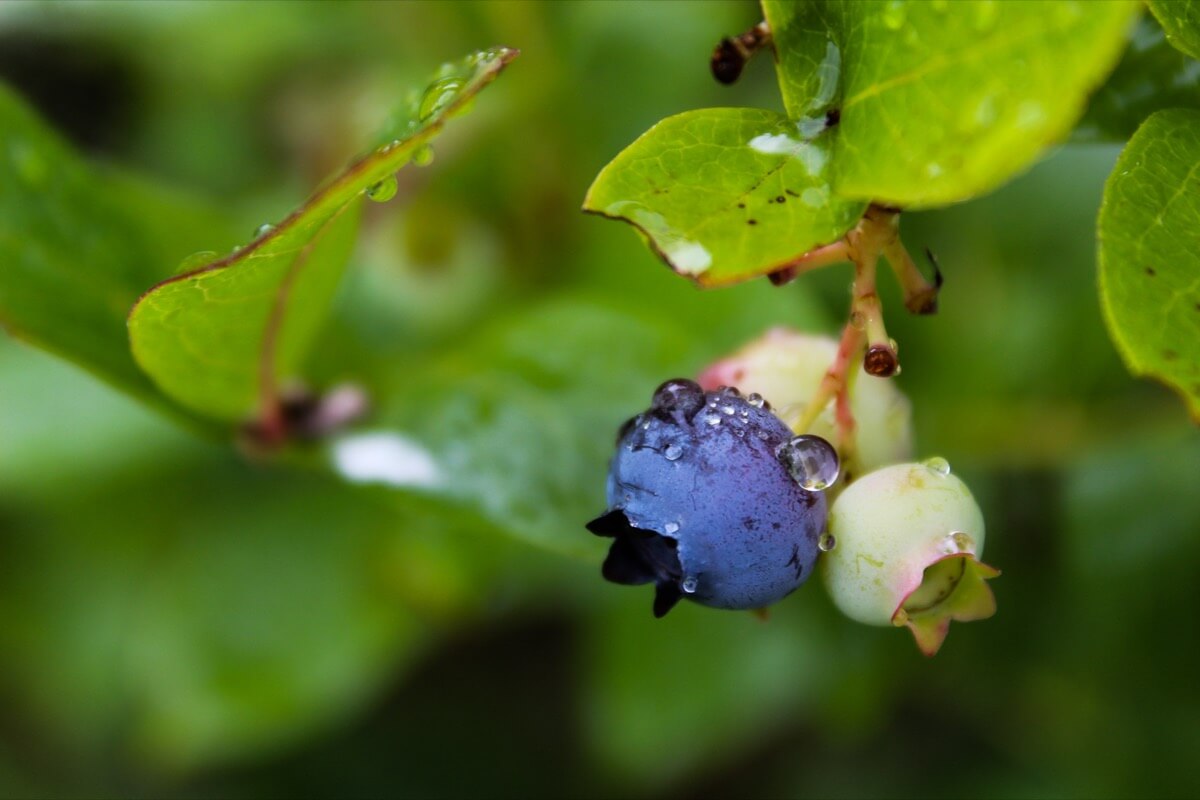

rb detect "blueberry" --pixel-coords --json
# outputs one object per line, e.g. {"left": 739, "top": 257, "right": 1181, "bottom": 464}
{"left": 586, "top": 379, "right": 831, "bottom": 616}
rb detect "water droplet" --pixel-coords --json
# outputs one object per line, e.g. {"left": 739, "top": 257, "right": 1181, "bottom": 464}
{"left": 254, "top": 222, "right": 276, "bottom": 238}
{"left": 178, "top": 250, "right": 219, "bottom": 272}
{"left": 818, "top": 532, "right": 837, "bottom": 552}
{"left": 664, "top": 443, "right": 683, "bottom": 461}
{"left": 681, "top": 576, "right": 699, "bottom": 594}
{"left": 716, "top": 385, "right": 741, "bottom": 398}
{"left": 950, "top": 531, "right": 974, "bottom": 553}
{"left": 882, "top": 0, "right": 906, "bottom": 29}
{"left": 721, "top": 405, "right": 735, "bottom": 415}
{"left": 923, "top": 456, "right": 951, "bottom": 476}
{"left": 850, "top": 310, "right": 866, "bottom": 329}
{"left": 777, "top": 435, "right": 841, "bottom": 491}
{"left": 652, "top": 379, "right": 704, "bottom": 417}
{"left": 888, "top": 337, "right": 899, "bottom": 354}
{"left": 705, "top": 413, "right": 722, "bottom": 427}
{"left": 379, "top": 138, "right": 402, "bottom": 154}
{"left": 418, "top": 76, "right": 465, "bottom": 122}
{"left": 413, "top": 144, "right": 435, "bottom": 166}
{"left": 641, "top": 420, "right": 652, "bottom": 430}
{"left": 664, "top": 521, "right": 680, "bottom": 535}
{"left": 367, "top": 175, "right": 398, "bottom": 203}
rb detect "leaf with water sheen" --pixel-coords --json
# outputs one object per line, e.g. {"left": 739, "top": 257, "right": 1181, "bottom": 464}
{"left": 1079, "top": 13, "right": 1200, "bottom": 142}
{"left": 1149, "top": 0, "right": 1200, "bottom": 59}
{"left": 1098, "top": 108, "right": 1200, "bottom": 421}
{"left": 0, "top": 85, "right": 237, "bottom": 421}
{"left": 128, "top": 47, "right": 517, "bottom": 422}
{"left": 583, "top": 108, "right": 866, "bottom": 286}
{"left": 762, "top": 0, "right": 1139, "bottom": 207}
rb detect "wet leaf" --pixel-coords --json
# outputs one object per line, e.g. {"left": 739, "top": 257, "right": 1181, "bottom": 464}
{"left": 583, "top": 108, "right": 866, "bottom": 286}
{"left": 1098, "top": 108, "right": 1200, "bottom": 420}
{"left": 0, "top": 85, "right": 236, "bottom": 422}
{"left": 762, "top": 0, "right": 1139, "bottom": 207}
{"left": 128, "top": 47, "right": 517, "bottom": 423}
{"left": 1079, "top": 14, "right": 1200, "bottom": 142}
{"left": 1149, "top": 0, "right": 1200, "bottom": 59}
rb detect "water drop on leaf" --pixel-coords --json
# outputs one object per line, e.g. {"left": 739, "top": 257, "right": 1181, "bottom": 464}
{"left": 418, "top": 77, "right": 465, "bottom": 122}
{"left": 254, "top": 223, "right": 276, "bottom": 238}
{"left": 366, "top": 175, "right": 398, "bottom": 203}
{"left": 178, "top": 250, "right": 219, "bottom": 272}
{"left": 413, "top": 144, "right": 435, "bottom": 167}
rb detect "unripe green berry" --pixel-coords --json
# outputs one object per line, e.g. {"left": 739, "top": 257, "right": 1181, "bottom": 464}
{"left": 821, "top": 459, "right": 999, "bottom": 655}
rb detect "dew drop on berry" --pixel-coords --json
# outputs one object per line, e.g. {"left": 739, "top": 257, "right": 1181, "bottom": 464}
{"left": 818, "top": 532, "right": 837, "bottom": 552}
{"left": 682, "top": 576, "right": 699, "bottom": 594}
{"left": 651, "top": 379, "right": 705, "bottom": 417}
{"left": 777, "top": 434, "right": 840, "bottom": 491}
{"left": 747, "top": 392, "right": 765, "bottom": 408}
{"left": 923, "top": 456, "right": 951, "bottom": 476}
{"left": 664, "top": 521, "right": 680, "bottom": 535}
{"left": 664, "top": 443, "right": 683, "bottom": 461}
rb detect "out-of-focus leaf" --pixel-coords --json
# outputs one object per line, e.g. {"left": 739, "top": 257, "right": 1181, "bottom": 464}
{"left": 0, "top": 455, "right": 429, "bottom": 772}
{"left": 342, "top": 287, "right": 827, "bottom": 556}
{"left": 1149, "top": 0, "right": 1200, "bottom": 59}
{"left": 1098, "top": 108, "right": 1200, "bottom": 420}
{"left": 128, "top": 47, "right": 517, "bottom": 423}
{"left": 0, "top": 84, "right": 236, "bottom": 421}
{"left": 762, "top": 0, "right": 1139, "bottom": 207}
{"left": 578, "top": 593, "right": 836, "bottom": 789}
{"left": 583, "top": 108, "right": 865, "bottom": 286}
{"left": 1079, "top": 14, "right": 1200, "bottom": 142}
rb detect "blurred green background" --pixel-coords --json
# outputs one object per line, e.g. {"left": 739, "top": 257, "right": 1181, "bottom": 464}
{"left": 1, "top": 1, "right": 1198, "bottom": 798}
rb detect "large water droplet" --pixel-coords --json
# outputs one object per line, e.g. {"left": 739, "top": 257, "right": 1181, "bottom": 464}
{"left": 941, "top": 530, "right": 974, "bottom": 555}
{"left": 418, "top": 77, "right": 465, "bottom": 122}
{"left": 818, "top": 532, "right": 837, "bottom": 552}
{"left": 178, "top": 250, "right": 219, "bottom": 272}
{"left": 747, "top": 392, "right": 765, "bottom": 408}
{"left": 681, "top": 576, "right": 699, "bottom": 594}
{"left": 254, "top": 222, "right": 276, "bottom": 238}
{"left": 664, "top": 521, "right": 680, "bottom": 535}
{"left": 923, "top": 456, "right": 951, "bottom": 476}
{"left": 367, "top": 175, "right": 398, "bottom": 203}
{"left": 413, "top": 144, "right": 435, "bottom": 166}
{"left": 652, "top": 378, "right": 704, "bottom": 417}
{"left": 664, "top": 443, "right": 683, "bottom": 461}
{"left": 777, "top": 435, "right": 841, "bottom": 491}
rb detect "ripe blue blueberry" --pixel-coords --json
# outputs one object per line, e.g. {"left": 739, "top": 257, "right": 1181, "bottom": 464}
{"left": 586, "top": 379, "right": 833, "bottom": 617}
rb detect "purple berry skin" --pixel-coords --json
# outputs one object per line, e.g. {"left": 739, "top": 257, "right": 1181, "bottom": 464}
{"left": 586, "top": 379, "right": 827, "bottom": 617}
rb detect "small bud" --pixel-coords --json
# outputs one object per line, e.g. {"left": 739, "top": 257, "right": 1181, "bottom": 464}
{"left": 821, "top": 461, "right": 999, "bottom": 656}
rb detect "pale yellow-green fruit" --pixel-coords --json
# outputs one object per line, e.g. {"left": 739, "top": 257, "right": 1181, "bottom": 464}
{"left": 698, "top": 328, "right": 912, "bottom": 474}
{"left": 821, "top": 460, "right": 997, "bottom": 655}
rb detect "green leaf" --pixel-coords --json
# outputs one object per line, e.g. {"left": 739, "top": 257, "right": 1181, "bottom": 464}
{"left": 0, "top": 85, "right": 237, "bottom": 420}
{"left": 1098, "top": 108, "right": 1200, "bottom": 420}
{"left": 128, "top": 47, "right": 517, "bottom": 422}
{"left": 1078, "top": 13, "right": 1200, "bottom": 142}
{"left": 762, "top": 0, "right": 1140, "bottom": 207}
{"left": 583, "top": 108, "right": 866, "bottom": 286}
{"left": 1149, "top": 0, "right": 1200, "bottom": 59}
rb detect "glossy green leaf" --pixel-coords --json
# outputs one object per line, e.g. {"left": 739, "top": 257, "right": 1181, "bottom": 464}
{"left": 763, "top": 0, "right": 1140, "bottom": 207}
{"left": 128, "top": 47, "right": 517, "bottom": 422}
{"left": 1149, "top": 0, "right": 1200, "bottom": 58}
{"left": 0, "top": 85, "right": 237, "bottom": 420}
{"left": 1099, "top": 108, "right": 1200, "bottom": 420}
{"left": 583, "top": 108, "right": 866, "bottom": 286}
{"left": 1079, "top": 13, "right": 1200, "bottom": 142}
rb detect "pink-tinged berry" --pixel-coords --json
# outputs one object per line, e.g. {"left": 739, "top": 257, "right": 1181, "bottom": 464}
{"left": 821, "top": 459, "right": 999, "bottom": 656}
{"left": 698, "top": 328, "right": 912, "bottom": 474}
